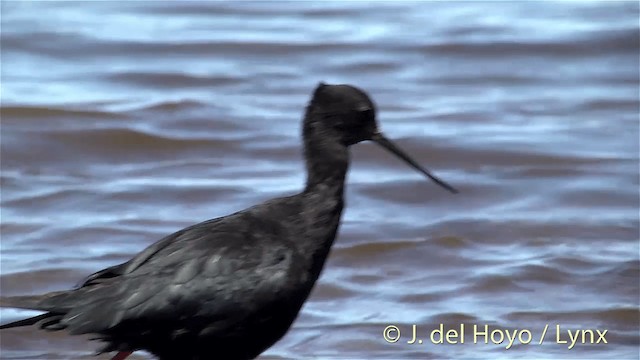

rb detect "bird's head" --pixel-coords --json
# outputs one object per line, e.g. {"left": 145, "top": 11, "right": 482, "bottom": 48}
{"left": 305, "top": 82, "right": 458, "bottom": 194}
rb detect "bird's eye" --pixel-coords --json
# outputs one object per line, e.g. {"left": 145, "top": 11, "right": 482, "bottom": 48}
{"left": 357, "top": 108, "right": 374, "bottom": 123}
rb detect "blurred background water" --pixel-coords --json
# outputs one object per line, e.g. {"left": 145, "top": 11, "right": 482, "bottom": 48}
{"left": 0, "top": 1, "right": 638, "bottom": 359}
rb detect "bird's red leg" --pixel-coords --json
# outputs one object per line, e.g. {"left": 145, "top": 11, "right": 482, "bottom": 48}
{"left": 110, "top": 351, "right": 133, "bottom": 360}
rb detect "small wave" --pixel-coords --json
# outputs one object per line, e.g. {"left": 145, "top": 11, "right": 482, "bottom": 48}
{"left": 466, "top": 273, "right": 531, "bottom": 293}
{"left": 425, "top": 217, "right": 639, "bottom": 245}
{"left": 333, "top": 61, "right": 399, "bottom": 74}
{"left": 310, "top": 282, "right": 357, "bottom": 301}
{"left": 581, "top": 98, "right": 640, "bottom": 111}
{"left": 547, "top": 256, "right": 609, "bottom": 272}
{"left": 427, "top": 312, "right": 479, "bottom": 325}
{"left": 47, "top": 127, "right": 236, "bottom": 153}
{"left": 105, "top": 72, "right": 243, "bottom": 89}
{"left": 398, "top": 292, "right": 450, "bottom": 304}
{"left": 2, "top": 188, "right": 96, "bottom": 210}
{"left": 423, "top": 29, "right": 639, "bottom": 57}
{"left": 429, "top": 74, "right": 551, "bottom": 86}
{"left": 335, "top": 239, "right": 424, "bottom": 259}
{"left": 12, "top": 37, "right": 373, "bottom": 59}
{"left": 122, "top": 99, "right": 208, "bottom": 113}
{"left": 0, "top": 105, "right": 127, "bottom": 121}
{"left": 511, "top": 263, "right": 572, "bottom": 284}
{"left": 0, "top": 268, "right": 85, "bottom": 295}
{"left": 504, "top": 307, "right": 640, "bottom": 330}
{"left": 431, "top": 236, "right": 471, "bottom": 249}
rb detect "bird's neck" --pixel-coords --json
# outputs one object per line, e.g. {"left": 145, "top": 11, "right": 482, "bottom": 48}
{"left": 302, "top": 121, "right": 349, "bottom": 194}
{"left": 299, "top": 120, "right": 348, "bottom": 281}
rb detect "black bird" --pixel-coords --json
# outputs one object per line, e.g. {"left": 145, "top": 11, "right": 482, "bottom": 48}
{"left": 0, "top": 83, "right": 457, "bottom": 360}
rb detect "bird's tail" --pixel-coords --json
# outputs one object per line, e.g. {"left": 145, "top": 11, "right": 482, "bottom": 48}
{"left": 0, "top": 312, "right": 61, "bottom": 329}
{"left": 0, "top": 293, "right": 71, "bottom": 330}
{"left": 1, "top": 290, "right": 75, "bottom": 311}
{"left": 0, "top": 295, "right": 50, "bottom": 310}
{"left": 1, "top": 293, "right": 134, "bottom": 360}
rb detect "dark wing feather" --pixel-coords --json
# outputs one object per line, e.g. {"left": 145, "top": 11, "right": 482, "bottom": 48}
{"left": 78, "top": 218, "right": 225, "bottom": 289}
{"left": 46, "top": 212, "right": 299, "bottom": 338}
{"left": 78, "top": 262, "right": 128, "bottom": 287}
{"left": 1, "top": 196, "right": 306, "bottom": 356}
{"left": 0, "top": 313, "right": 53, "bottom": 329}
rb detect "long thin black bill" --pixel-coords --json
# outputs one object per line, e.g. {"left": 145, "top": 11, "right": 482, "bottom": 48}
{"left": 372, "top": 133, "right": 458, "bottom": 194}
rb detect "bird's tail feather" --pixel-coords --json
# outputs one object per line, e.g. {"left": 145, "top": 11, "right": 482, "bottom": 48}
{"left": 0, "top": 312, "right": 65, "bottom": 330}
{"left": 0, "top": 312, "right": 49, "bottom": 329}
{"left": 0, "top": 293, "right": 74, "bottom": 330}
{"left": 1, "top": 290, "right": 75, "bottom": 312}
{"left": 0, "top": 295, "right": 51, "bottom": 311}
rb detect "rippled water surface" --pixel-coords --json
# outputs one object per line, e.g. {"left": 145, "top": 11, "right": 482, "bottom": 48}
{"left": 1, "top": 1, "right": 639, "bottom": 359}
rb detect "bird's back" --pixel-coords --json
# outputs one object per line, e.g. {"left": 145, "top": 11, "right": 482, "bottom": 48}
{"left": 1, "top": 192, "right": 343, "bottom": 360}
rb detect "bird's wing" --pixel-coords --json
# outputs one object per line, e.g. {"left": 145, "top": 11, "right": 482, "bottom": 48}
{"left": 78, "top": 262, "right": 128, "bottom": 287}
{"left": 43, "top": 211, "right": 302, "bottom": 336}
{"left": 76, "top": 218, "right": 224, "bottom": 288}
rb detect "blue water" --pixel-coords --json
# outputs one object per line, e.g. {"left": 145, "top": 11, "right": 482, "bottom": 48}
{"left": 1, "top": 1, "right": 638, "bottom": 359}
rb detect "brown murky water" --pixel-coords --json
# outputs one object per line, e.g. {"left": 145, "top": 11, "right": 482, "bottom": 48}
{"left": 1, "top": 1, "right": 639, "bottom": 359}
